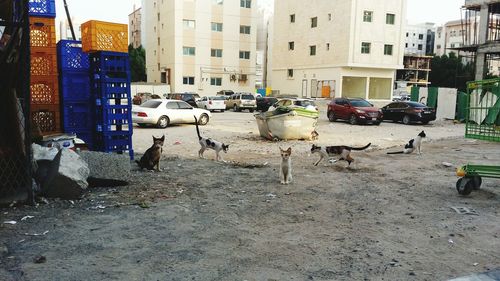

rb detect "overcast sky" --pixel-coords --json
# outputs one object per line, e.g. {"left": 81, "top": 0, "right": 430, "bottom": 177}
{"left": 55, "top": 0, "right": 465, "bottom": 26}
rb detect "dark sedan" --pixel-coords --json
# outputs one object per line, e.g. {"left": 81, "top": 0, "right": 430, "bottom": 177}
{"left": 381, "top": 101, "right": 436, "bottom": 125}
{"left": 256, "top": 97, "right": 278, "bottom": 112}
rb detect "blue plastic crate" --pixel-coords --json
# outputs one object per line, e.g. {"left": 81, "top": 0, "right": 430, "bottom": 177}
{"left": 60, "top": 71, "right": 91, "bottom": 102}
{"left": 89, "top": 51, "right": 131, "bottom": 74}
{"left": 57, "top": 40, "right": 90, "bottom": 71}
{"left": 95, "top": 105, "right": 133, "bottom": 133}
{"left": 91, "top": 80, "right": 131, "bottom": 99}
{"left": 29, "top": 0, "right": 56, "bottom": 18}
{"left": 95, "top": 132, "right": 134, "bottom": 159}
{"left": 62, "top": 101, "right": 93, "bottom": 131}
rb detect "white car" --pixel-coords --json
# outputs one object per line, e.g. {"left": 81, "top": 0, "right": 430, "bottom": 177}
{"left": 132, "top": 99, "right": 212, "bottom": 128}
{"left": 196, "top": 96, "right": 226, "bottom": 112}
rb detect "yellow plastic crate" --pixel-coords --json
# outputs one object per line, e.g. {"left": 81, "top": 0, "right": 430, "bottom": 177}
{"left": 81, "top": 20, "right": 128, "bottom": 53}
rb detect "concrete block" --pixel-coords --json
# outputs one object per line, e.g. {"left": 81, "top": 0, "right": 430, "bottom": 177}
{"left": 78, "top": 151, "right": 131, "bottom": 182}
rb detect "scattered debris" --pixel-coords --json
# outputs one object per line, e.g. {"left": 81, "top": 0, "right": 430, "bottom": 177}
{"left": 451, "top": 207, "right": 479, "bottom": 216}
{"left": 174, "top": 141, "right": 182, "bottom": 145}
{"left": 138, "top": 202, "right": 150, "bottom": 209}
{"left": 442, "top": 162, "right": 454, "bottom": 167}
{"left": 448, "top": 239, "right": 454, "bottom": 244}
{"left": 34, "top": 255, "right": 47, "bottom": 264}
{"left": 473, "top": 263, "right": 479, "bottom": 266}
{"left": 89, "top": 205, "right": 106, "bottom": 210}
{"left": 24, "top": 231, "right": 49, "bottom": 236}
{"left": 3, "top": 221, "right": 17, "bottom": 225}
{"left": 21, "top": 216, "right": 34, "bottom": 221}
{"left": 266, "top": 193, "right": 277, "bottom": 199}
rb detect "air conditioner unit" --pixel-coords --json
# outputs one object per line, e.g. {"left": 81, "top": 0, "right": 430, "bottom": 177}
{"left": 230, "top": 74, "right": 237, "bottom": 81}
{"left": 239, "top": 74, "right": 248, "bottom": 82}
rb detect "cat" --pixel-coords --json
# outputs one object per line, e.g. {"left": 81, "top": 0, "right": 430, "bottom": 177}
{"left": 194, "top": 115, "right": 229, "bottom": 161}
{"left": 279, "top": 147, "right": 293, "bottom": 184}
{"left": 136, "top": 135, "right": 165, "bottom": 171}
{"left": 311, "top": 143, "right": 371, "bottom": 166}
{"left": 387, "top": 131, "right": 426, "bottom": 155}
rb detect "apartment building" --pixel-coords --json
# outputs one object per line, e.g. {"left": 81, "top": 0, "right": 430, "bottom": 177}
{"left": 58, "top": 18, "right": 82, "bottom": 41}
{"left": 144, "top": 0, "right": 257, "bottom": 95}
{"left": 271, "top": 0, "right": 406, "bottom": 100}
{"left": 433, "top": 20, "right": 466, "bottom": 57}
{"left": 405, "top": 23, "right": 435, "bottom": 56}
{"left": 129, "top": 6, "right": 142, "bottom": 49}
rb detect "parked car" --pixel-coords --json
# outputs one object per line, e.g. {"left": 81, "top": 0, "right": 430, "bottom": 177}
{"left": 132, "top": 99, "right": 211, "bottom": 128}
{"left": 256, "top": 97, "right": 279, "bottom": 112}
{"left": 167, "top": 93, "right": 201, "bottom": 107}
{"left": 268, "top": 98, "right": 318, "bottom": 112}
{"left": 381, "top": 101, "right": 436, "bottom": 125}
{"left": 196, "top": 96, "right": 226, "bottom": 112}
{"left": 327, "top": 98, "right": 383, "bottom": 125}
{"left": 225, "top": 92, "right": 257, "bottom": 112}
{"left": 216, "top": 90, "right": 235, "bottom": 98}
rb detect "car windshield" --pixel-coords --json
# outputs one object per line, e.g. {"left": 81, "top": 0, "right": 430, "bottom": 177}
{"left": 297, "top": 100, "right": 315, "bottom": 107}
{"left": 408, "top": 102, "right": 427, "bottom": 108}
{"left": 210, "top": 96, "right": 226, "bottom": 100}
{"left": 242, "top": 94, "right": 255, "bottom": 100}
{"left": 350, "top": 100, "right": 372, "bottom": 107}
{"left": 141, "top": 100, "right": 163, "bottom": 108}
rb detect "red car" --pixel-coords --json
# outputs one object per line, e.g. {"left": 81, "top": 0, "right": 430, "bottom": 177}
{"left": 327, "top": 98, "right": 383, "bottom": 125}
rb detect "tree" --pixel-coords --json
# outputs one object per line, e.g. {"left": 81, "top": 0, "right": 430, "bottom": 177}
{"left": 128, "top": 44, "right": 147, "bottom": 82}
{"left": 429, "top": 52, "right": 475, "bottom": 92}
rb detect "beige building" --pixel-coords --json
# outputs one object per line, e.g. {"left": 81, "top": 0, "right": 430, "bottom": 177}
{"left": 129, "top": 6, "right": 142, "bottom": 49}
{"left": 271, "top": 0, "right": 406, "bottom": 100}
{"left": 58, "top": 18, "right": 82, "bottom": 41}
{"left": 144, "top": 0, "right": 257, "bottom": 95}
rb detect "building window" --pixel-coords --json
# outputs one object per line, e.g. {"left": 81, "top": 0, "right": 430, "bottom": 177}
{"left": 386, "top": 13, "right": 395, "bottom": 25}
{"left": 211, "top": 22, "right": 223, "bottom": 32}
{"left": 212, "top": 0, "right": 223, "bottom": 5}
{"left": 326, "top": 43, "right": 330, "bottom": 51}
{"left": 287, "top": 69, "right": 294, "bottom": 78}
{"left": 161, "top": 72, "right": 167, "bottom": 84}
{"left": 211, "top": 48, "right": 223, "bottom": 57}
{"left": 310, "top": 45, "right": 316, "bottom": 56}
{"left": 406, "top": 32, "right": 409, "bottom": 37}
{"left": 210, "top": 77, "right": 222, "bottom": 86}
{"left": 384, "top": 44, "right": 393, "bottom": 55}
{"left": 361, "top": 42, "right": 371, "bottom": 54}
{"left": 157, "top": 37, "right": 160, "bottom": 46}
{"left": 418, "top": 44, "right": 423, "bottom": 50}
{"left": 183, "top": 19, "right": 195, "bottom": 29}
{"left": 328, "top": 13, "right": 332, "bottom": 21}
{"left": 288, "top": 41, "right": 294, "bottom": 50}
{"left": 240, "top": 0, "right": 251, "bottom": 8}
{"left": 418, "top": 34, "right": 424, "bottom": 40}
{"left": 405, "top": 43, "right": 408, "bottom": 48}
{"left": 239, "top": 51, "right": 250, "bottom": 59}
{"left": 157, "top": 13, "right": 160, "bottom": 21}
{"left": 183, "top": 47, "right": 195, "bottom": 56}
{"left": 183, "top": 76, "right": 195, "bottom": 85}
{"left": 240, "top": 25, "right": 251, "bottom": 34}
{"left": 363, "top": 11, "right": 373, "bottom": 22}
{"left": 290, "top": 14, "right": 295, "bottom": 23}
{"left": 437, "top": 44, "right": 441, "bottom": 49}
{"left": 311, "top": 17, "right": 318, "bottom": 28}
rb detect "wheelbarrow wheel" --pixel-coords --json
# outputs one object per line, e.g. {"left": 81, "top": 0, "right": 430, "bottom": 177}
{"left": 456, "top": 178, "right": 474, "bottom": 196}
{"left": 471, "top": 176, "right": 482, "bottom": 190}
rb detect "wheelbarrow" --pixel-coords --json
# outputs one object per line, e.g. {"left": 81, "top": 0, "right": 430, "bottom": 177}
{"left": 456, "top": 164, "right": 500, "bottom": 195}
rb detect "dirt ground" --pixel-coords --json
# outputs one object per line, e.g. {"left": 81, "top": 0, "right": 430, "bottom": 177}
{"left": 1, "top": 112, "right": 499, "bottom": 281}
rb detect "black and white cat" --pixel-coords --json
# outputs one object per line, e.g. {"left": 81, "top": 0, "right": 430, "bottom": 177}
{"left": 194, "top": 116, "right": 229, "bottom": 161}
{"left": 387, "top": 131, "right": 426, "bottom": 155}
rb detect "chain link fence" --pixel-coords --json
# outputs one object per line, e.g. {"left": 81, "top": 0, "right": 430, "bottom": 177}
{"left": 0, "top": 0, "right": 33, "bottom": 204}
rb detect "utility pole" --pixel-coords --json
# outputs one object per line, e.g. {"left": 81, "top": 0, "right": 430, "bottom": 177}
{"left": 63, "top": 0, "right": 76, "bottom": 40}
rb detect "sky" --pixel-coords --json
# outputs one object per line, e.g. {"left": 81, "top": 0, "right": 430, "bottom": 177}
{"left": 55, "top": 0, "right": 465, "bottom": 26}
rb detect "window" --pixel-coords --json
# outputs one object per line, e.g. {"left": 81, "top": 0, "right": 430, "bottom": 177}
{"left": 328, "top": 13, "right": 332, "bottom": 21}
{"left": 361, "top": 42, "right": 371, "bottom": 54}
{"left": 178, "top": 101, "right": 192, "bottom": 109}
{"left": 211, "top": 48, "right": 223, "bottom": 57}
{"left": 405, "top": 43, "right": 408, "bottom": 48}
{"left": 288, "top": 41, "right": 294, "bottom": 50}
{"left": 310, "top": 45, "right": 316, "bottom": 56}
{"left": 157, "top": 37, "right": 160, "bottom": 46}
{"left": 450, "top": 43, "right": 456, "bottom": 48}
{"left": 183, "top": 76, "right": 195, "bottom": 85}
{"left": 311, "top": 17, "right": 318, "bottom": 28}
{"left": 161, "top": 72, "right": 167, "bottom": 83}
{"left": 437, "top": 44, "right": 442, "bottom": 49}
{"left": 212, "top": 0, "right": 223, "bottom": 5}
{"left": 240, "top": 25, "right": 251, "bottom": 34}
{"left": 239, "top": 51, "right": 250, "bottom": 59}
{"left": 326, "top": 43, "right": 330, "bottom": 51}
{"left": 211, "top": 22, "right": 223, "bottom": 32}
{"left": 183, "top": 19, "right": 195, "bottom": 29}
{"left": 157, "top": 13, "right": 160, "bottom": 21}
{"left": 406, "top": 32, "right": 409, "bottom": 37}
{"left": 166, "top": 102, "right": 179, "bottom": 109}
{"left": 386, "top": 13, "right": 395, "bottom": 25}
{"left": 210, "top": 77, "right": 222, "bottom": 86}
{"left": 384, "top": 44, "right": 393, "bottom": 55}
{"left": 418, "top": 34, "right": 424, "bottom": 40}
{"left": 183, "top": 47, "right": 195, "bottom": 56}
{"left": 363, "top": 11, "right": 373, "bottom": 22}
{"left": 240, "top": 0, "right": 251, "bottom": 8}
{"left": 290, "top": 14, "right": 295, "bottom": 23}
{"left": 418, "top": 44, "right": 423, "bottom": 50}
{"left": 287, "top": 69, "right": 294, "bottom": 78}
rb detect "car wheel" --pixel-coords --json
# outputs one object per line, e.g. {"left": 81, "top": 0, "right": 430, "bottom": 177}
{"left": 157, "top": 116, "right": 170, "bottom": 128}
{"left": 233, "top": 105, "right": 239, "bottom": 112}
{"left": 249, "top": 109, "right": 254, "bottom": 113}
{"left": 349, "top": 114, "right": 357, "bottom": 125}
{"left": 221, "top": 110, "right": 225, "bottom": 113}
{"left": 328, "top": 111, "right": 336, "bottom": 122}
{"left": 402, "top": 115, "right": 411, "bottom": 125}
{"left": 422, "top": 121, "right": 430, "bottom": 125}
{"left": 198, "top": 114, "right": 209, "bottom": 125}
{"left": 138, "top": 123, "right": 147, "bottom": 128}
{"left": 374, "top": 121, "right": 381, "bottom": 126}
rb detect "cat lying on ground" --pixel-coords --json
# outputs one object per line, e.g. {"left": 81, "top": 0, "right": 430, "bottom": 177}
{"left": 387, "top": 131, "right": 426, "bottom": 155}
{"left": 136, "top": 135, "right": 165, "bottom": 171}
{"left": 194, "top": 115, "right": 229, "bottom": 162}
{"left": 311, "top": 143, "right": 371, "bottom": 166}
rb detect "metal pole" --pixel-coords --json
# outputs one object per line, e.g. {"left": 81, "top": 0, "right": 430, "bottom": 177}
{"left": 63, "top": 0, "right": 76, "bottom": 40}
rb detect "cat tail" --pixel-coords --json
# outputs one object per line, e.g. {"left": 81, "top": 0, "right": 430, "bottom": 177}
{"left": 351, "top": 143, "right": 371, "bottom": 151}
{"left": 193, "top": 115, "right": 202, "bottom": 140}
{"left": 387, "top": 151, "right": 404, "bottom": 155}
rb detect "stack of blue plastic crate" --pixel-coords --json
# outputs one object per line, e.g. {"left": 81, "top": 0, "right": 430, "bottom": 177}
{"left": 57, "top": 40, "right": 93, "bottom": 148}
{"left": 90, "top": 51, "right": 134, "bottom": 159}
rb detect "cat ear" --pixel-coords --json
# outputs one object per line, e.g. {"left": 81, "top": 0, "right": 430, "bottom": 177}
{"left": 279, "top": 147, "right": 283, "bottom": 151}
{"left": 287, "top": 147, "right": 292, "bottom": 153}
{"left": 160, "top": 135, "right": 165, "bottom": 141}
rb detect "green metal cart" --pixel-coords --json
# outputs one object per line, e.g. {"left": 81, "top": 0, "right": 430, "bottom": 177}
{"left": 456, "top": 79, "right": 500, "bottom": 196}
